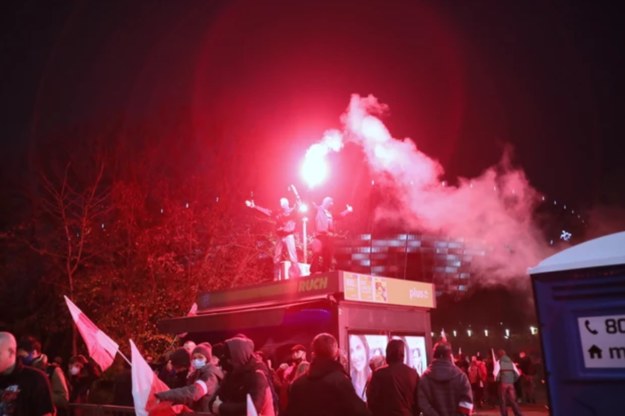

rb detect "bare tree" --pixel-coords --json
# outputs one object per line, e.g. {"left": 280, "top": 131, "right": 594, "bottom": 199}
{"left": 25, "top": 159, "right": 110, "bottom": 354}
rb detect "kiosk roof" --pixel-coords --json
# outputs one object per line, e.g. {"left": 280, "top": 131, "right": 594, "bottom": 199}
{"left": 529, "top": 231, "right": 625, "bottom": 275}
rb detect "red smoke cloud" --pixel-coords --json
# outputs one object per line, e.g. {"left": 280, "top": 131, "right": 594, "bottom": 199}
{"left": 304, "top": 94, "right": 555, "bottom": 282}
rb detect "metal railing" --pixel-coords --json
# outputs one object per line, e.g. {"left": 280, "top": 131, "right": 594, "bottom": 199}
{"left": 68, "top": 403, "right": 212, "bottom": 416}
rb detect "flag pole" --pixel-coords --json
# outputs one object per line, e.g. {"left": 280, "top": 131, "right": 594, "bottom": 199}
{"left": 118, "top": 350, "right": 132, "bottom": 366}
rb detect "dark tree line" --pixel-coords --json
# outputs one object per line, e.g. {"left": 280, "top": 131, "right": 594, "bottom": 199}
{"left": 0, "top": 129, "right": 274, "bottom": 357}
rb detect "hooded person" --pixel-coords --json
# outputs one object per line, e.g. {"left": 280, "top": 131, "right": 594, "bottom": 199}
{"left": 210, "top": 335, "right": 276, "bottom": 416}
{"left": 417, "top": 341, "right": 473, "bottom": 416}
{"left": 155, "top": 342, "right": 223, "bottom": 412}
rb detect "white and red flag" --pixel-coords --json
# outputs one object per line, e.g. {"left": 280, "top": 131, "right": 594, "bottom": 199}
{"left": 130, "top": 340, "right": 190, "bottom": 416}
{"left": 64, "top": 295, "right": 119, "bottom": 371}
{"left": 130, "top": 339, "right": 169, "bottom": 416}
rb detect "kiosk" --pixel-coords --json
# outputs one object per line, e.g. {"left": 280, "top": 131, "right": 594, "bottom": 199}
{"left": 158, "top": 270, "right": 436, "bottom": 395}
{"left": 529, "top": 231, "right": 625, "bottom": 415}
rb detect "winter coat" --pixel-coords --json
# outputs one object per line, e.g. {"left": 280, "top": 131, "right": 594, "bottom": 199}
{"left": 418, "top": 359, "right": 473, "bottom": 416}
{"left": 367, "top": 362, "right": 420, "bottom": 416}
{"left": 283, "top": 357, "right": 371, "bottom": 416}
{"left": 215, "top": 337, "right": 275, "bottom": 416}
{"left": 33, "top": 354, "right": 70, "bottom": 411}
{"left": 155, "top": 364, "right": 223, "bottom": 412}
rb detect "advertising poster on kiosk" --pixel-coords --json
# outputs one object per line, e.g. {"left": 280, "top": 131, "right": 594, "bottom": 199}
{"left": 393, "top": 334, "right": 427, "bottom": 375}
{"left": 348, "top": 333, "right": 388, "bottom": 400}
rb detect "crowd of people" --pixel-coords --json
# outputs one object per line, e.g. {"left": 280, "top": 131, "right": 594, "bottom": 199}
{"left": 1, "top": 328, "right": 540, "bottom": 416}
{"left": 0, "top": 332, "right": 102, "bottom": 415}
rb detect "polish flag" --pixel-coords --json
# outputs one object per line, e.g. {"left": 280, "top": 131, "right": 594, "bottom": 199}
{"left": 64, "top": 296, "right": 119, "bottom": 371}
{"left": 130, "top": 340, "right": 170, "bottom": 416}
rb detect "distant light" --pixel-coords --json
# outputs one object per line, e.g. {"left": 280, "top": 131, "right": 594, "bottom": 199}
{"left": 371, "top": 180, "right": 375, "bottom": 186}
{"left": 541, "top": 196, "right": 545, "bottom": 201}
{"left": 216, "top": 196, "right": 219, "bottom": 203}
{"left": 160, "top": 208, "right": 164, "bottom": 214}
{"left": 505, "top": 328, "right": 510, "bottom": 338}
{"left": 560, "top": 230, "right": 572, "bottom": 241}
{"left": 484, "top": 329, "right": 489, "bottom": 337}
{"left": 101, "top": 223, "right": 105, "bottom": 229}
{"left": 299, "top": 203, "right": 308, "bottom": 213}
{"left": 441, "top": 181, "right": 447, "bottom": 187}
{"left": 467, "top": 329, "right": 472, "bottom": 337}
{"left": 553, "top": 200, "right": 557, "bottom": 205}
{"left": 530, "top": 326, "right": 538, "bottom": 335}
{"left": 185, "top": 202, "right": 189, "bottom": 208}
{"left": 452, "top": 330, "right": 457, "bottom": 337}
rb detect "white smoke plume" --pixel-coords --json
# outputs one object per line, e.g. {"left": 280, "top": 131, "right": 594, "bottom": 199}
{"left": 307, "top": 94, "right": 555, "bottom": 282}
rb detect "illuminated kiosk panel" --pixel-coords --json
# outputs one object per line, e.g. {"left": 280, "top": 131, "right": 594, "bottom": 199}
{"left": 158, "top": 270, "right": 435, "bottom": 393}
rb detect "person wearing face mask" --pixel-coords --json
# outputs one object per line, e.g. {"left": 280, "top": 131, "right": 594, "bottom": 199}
{"left": 155, "top": 342, "right": 223, "bottom": 412}
{"left": 67, "top": 355, "right": 101, "bottom": 415}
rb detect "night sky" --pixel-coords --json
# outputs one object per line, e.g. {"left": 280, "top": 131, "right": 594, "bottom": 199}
{"left": 2, "top": 0, "right": 624, "bottom": 235}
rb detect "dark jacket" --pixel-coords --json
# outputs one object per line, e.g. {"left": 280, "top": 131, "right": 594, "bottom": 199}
{"left": 418, "top": 359, "right": 473, "bottom": 416}
{"left": 69, "top": 362, "right": 101, "bottom": 404}
{"left": 367, "top": 362, "right": 420, "bottom": 416}
{"left": 283, "top": 357, "right": 371, "bottom": 416}
{"left": 0, "top": 360, "right": 55, "bottom": 416}
{"left": 216, "top": 337, "right": 275, "bottom": 416}
{"left": 155, "top": 364, "right": 223, "bottom": 412}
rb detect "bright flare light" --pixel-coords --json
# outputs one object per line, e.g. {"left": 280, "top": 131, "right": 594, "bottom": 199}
{"left": 301, "top": 144, "right": 329, "bottom": 188}
{"left": 301, "top": 130, "right": 344, "bottom": 189}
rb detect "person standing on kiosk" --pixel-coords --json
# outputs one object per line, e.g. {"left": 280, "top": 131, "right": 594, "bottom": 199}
{"left": 311, "top": 197, "right": 352, "bottom": 273}
{"left": 246, "top": 196, "right": 301, "bottom": 280}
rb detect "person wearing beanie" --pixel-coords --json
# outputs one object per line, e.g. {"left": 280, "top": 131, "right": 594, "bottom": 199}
{"left": 155, "top": 342, "right": 223, "bottom": 412}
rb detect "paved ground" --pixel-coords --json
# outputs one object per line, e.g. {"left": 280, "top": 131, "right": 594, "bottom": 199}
{"left": 473, "top": 403, "right": 550, "bottom": 415}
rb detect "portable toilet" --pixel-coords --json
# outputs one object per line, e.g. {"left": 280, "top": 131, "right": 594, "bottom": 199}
{"left": 529, "top": 231, "right": 625, "bottom": 415}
